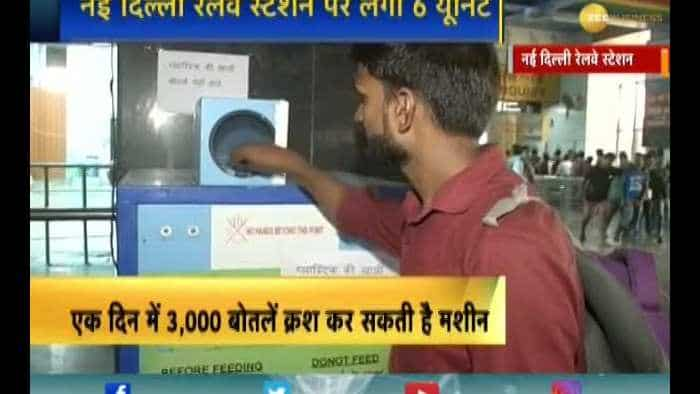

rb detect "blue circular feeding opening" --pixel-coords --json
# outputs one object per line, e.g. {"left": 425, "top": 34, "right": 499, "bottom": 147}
{"left": 209, "top": 110, "right": 275, "bottom": 177}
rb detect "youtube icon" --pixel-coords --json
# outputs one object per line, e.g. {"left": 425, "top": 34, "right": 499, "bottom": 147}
{"left": 405, "top": 382, "right": 440, "bottom": 394}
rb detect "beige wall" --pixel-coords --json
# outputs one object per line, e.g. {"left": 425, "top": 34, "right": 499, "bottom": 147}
{"left": 585, "top": 30, "right": 651, "bottom": 158}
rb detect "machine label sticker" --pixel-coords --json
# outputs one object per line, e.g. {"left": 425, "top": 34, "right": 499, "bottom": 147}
{"left": 211, "top": 205, "right": 340, "bottom": 270}
{"left": 281, "top": 250, "right": 398, "bottom": 277}
{"left": 161, "top": 361, "right": 264, "bottom": 375}
{"left": 311, "top": 353, "right": 381, "bottom": 369}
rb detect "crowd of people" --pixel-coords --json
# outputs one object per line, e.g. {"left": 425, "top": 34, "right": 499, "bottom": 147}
{"left": 581, "top": 149, "right": 670, "bottom": 246}
{"left": 507, "top": 145, "right": 670, "bottom": 246}
{"left": 507, "top": 145, "right": 594, "bottom": 181}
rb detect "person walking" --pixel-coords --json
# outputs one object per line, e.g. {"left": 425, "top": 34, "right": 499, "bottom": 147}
{"left": 552, "top": 150, "right": 562, "bottom": 175}
{"left": 537, "top": 153, "right": 550, "bottom": 175}
{"left": 613, "top": 153, "right": 647, "bottom": 243}
{"left": 580, "top": 153, "right": 614, "bottom": 244}
{"left": 604, "top": 152, "right": 626, "bottom": 245}
{"left": 647, "top": 152, "right": 667, "bottom": 243}
{"left": 572, "top": 152, "right": 585, "bottom": 177}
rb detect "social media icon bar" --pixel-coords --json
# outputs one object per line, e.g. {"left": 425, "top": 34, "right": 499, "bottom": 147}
{"left": 552, "top": 380, "right": 582, "bottom": 394}
{"left": 405, "top": 381, "right": 440, "bottom": 394}
{"left": 105, "top": 383, "right": 131, "bottom": 394}
{"left": 263, "top": 379, "right": 292, "bottom": 394}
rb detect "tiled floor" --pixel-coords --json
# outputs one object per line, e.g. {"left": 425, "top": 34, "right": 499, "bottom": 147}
{"left": 30, "top": 177, "right": 670, "bottom": 374}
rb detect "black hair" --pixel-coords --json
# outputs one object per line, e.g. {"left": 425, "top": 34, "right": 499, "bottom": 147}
{"left": 596, "top": 149, "right": 604, "bottom": 156}
{"left": 350, "top": 44, "right": 501, "bottom": 139}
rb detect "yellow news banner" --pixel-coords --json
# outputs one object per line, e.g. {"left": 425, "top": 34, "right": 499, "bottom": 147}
{"left": 31, "top": 277, "right": 505, "bottom": 346}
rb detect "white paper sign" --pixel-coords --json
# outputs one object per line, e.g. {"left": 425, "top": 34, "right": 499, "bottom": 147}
{"left": 281, "top": 250, "right": 398, "bottom": 277}
{"left": 157, "top": 49, "right": 249, "bottom": 114}
{"left": 211, "top": 205, "right": 340, "bottom": 270}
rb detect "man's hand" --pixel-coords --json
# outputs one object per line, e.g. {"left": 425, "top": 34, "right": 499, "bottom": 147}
{"left": 231, "top": 144, "right": 311, "bottom": 182}
{"left": 230, "top": 144, "right": 348, "bottom": 225}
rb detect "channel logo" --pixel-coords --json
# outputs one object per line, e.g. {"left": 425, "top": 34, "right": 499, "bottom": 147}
{"left": 405, "top": 381, "right": 439, "bottom": 394}
{"left": 552, "top": 380, "right": 582, "bottom": 394}
{"left": 105, "top": 383, "right": 131, "bottom": 394}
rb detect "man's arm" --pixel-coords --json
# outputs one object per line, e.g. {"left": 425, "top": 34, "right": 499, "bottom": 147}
{"left": 231, "top": 144, "right": 404, "bottom": 256}
{"left": 231, "top": 144, "right": 347, "bottom": 225}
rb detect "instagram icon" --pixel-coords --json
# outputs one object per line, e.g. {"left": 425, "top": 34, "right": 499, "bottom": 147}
{"left": 552, "top": 380, "right": 582, "bottom": 394}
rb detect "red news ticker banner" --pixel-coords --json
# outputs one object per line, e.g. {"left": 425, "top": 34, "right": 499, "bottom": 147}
{"left": 511, "top": 45, "right": 670, "bottom": 77}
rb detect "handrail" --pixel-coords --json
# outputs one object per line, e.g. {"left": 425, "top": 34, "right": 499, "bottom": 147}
{"left": 30, "top": 163, "right": 115, "bottom": 267}
{"left": 30, "top": 209, "right": 114, "bottom": 221}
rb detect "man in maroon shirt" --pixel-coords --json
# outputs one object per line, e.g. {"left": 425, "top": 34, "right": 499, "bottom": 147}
{"left": 232, "top": 44, "right": 586, "bottom": 373}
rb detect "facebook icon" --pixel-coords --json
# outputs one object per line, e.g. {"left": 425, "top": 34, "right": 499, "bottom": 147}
{"left": 105, "top": 383, "right": 131, "bottom": 394}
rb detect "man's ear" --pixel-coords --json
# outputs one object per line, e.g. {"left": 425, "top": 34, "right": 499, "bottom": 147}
{"left": 392, "top": 87, "right": 417, "bottom": 135}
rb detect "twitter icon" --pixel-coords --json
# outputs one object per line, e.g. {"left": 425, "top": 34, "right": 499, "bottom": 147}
{"left": 263, "top": 380, "right": 292, "bottom": 394}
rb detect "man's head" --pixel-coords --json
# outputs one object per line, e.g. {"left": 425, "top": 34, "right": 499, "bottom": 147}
{"left": 596, "top": 149, "right": 604, "bottom": 158}
{"left": 647, "top": 151, "right": 658, "bottom": 168}
{"left": 619, "top": 152, "right": 629, "bottom": 167}
{"left": 602, "top": 153, "right": 615, "bottom": 167}
{"left": 350, "top": 44, "right": 501, "bottom": 167}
